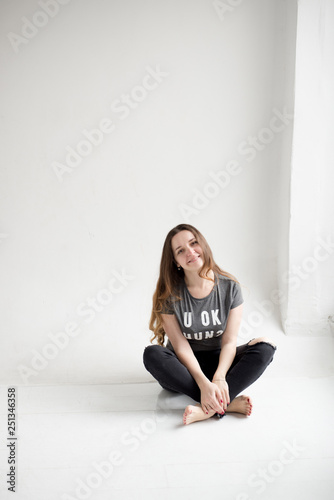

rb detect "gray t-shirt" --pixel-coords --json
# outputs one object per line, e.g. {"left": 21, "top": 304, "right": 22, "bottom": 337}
{"left": 162, "top": 273, "right": 243, "bottom": 352}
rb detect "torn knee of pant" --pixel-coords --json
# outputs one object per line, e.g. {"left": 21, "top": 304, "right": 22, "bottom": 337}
{"left": 248, "top": 337, "right": 277, "bottom": 350}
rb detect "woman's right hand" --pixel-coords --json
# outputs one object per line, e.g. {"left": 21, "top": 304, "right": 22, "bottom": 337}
{"left": 200, "top": 380, "right": 225, "bottom": 415}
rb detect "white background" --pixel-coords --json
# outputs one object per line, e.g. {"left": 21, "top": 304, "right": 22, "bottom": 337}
{"left": 0, "top": 0, "right": 332, "bottom": 386}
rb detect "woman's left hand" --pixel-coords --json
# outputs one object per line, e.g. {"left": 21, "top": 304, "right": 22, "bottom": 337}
{"left": 212, "top": 378, "right": 230, "bottom": 410}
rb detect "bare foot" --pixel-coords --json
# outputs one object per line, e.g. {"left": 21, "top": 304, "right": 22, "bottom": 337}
{"left": 183, "top": 404, "right": 216, "bottom": 425}
{"left": 225, "top": 395, "right": 252, "bottom": 416}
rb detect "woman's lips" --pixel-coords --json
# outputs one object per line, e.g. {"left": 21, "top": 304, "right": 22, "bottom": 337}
{"left": 188, "top": 255, "right": 199, "bottom": 264}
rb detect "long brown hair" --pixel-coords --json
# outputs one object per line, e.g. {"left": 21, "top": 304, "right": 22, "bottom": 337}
{"left": 149, "top": 223, "right": 239, "bottom": 345}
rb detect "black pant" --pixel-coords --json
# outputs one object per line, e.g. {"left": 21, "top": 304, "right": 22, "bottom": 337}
{"left": 143, "top": 340, "right": 276, "bottom": 404}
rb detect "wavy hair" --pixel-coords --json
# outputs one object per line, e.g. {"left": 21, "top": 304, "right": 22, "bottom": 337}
{"left": 149, "top": 223, "right": 239, "bottom": 346}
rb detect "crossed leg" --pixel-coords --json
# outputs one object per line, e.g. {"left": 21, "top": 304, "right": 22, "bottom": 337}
{"left": 183, "top": 337, "right": 276, "bottom": 425}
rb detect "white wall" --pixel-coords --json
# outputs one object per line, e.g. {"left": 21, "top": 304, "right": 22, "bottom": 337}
{"left": 275, "top": 0, "right": 297, "bottom": 328}
{"left": 0, "top": 0, "right": 296, "bottom": 385}
{"left": 282, "top": 0, "right": 334, "bottom": 335}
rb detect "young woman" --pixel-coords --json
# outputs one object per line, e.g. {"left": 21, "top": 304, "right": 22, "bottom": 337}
{"left": 143, "top": 223, "right": 276, "bottom": 425}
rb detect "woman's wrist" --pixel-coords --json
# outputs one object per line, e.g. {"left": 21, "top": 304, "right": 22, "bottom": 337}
{"left": 197, "top": 376, "right": 212, "bottom": 389}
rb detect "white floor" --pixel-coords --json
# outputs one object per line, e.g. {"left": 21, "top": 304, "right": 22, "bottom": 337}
{"left": 1, "top": 331, "right": 334, "bottom": 500}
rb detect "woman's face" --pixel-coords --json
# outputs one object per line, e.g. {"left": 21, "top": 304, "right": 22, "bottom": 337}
{"left": 171, "top": 230, "right": 204, "bottom": 272}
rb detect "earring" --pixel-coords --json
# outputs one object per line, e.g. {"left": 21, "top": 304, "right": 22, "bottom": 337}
{"left": 177, "top": 266, "right": 181, "bottom": 270}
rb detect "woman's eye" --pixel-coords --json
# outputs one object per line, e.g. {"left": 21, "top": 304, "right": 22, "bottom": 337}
{"left": 178, "top": 249, "right": 183, "bottom": 254}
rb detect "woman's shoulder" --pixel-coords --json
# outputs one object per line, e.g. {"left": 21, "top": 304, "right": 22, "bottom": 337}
{"left": 215, "top": 271, "right": 235, "bottom": 282}
{"left": 215, "top": 272, "right": 240, "bottom": 289}
{"left": 216, "top": 271, "right": 243, "bottom": 305}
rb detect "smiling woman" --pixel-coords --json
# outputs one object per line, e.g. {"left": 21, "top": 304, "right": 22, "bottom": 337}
{"left": 143, "top": 223, "right": 277, "bottom": 425}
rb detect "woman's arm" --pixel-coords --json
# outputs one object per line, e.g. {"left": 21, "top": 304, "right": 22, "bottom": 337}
{"left": 212, "top": 303, "right": 243, "bottom": 408}
{"left": 161, "top": 314, "right": 224, "bottom": 415}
